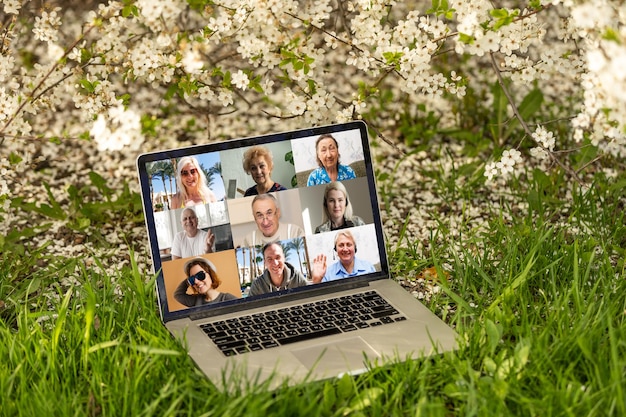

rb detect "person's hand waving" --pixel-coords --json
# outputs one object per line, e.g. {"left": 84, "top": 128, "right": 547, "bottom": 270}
{"left": 311, "top": 254, "right": 327, "bottom": 284}
{"left": 205, "top": 229, "right": 216, "bottom": 253}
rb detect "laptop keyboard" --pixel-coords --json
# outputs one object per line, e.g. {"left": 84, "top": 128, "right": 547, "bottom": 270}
{"left": 199, "top": 291, "right": 407, "bottom": 357}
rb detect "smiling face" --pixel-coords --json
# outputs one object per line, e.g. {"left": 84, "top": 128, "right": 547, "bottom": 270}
{"left": 252, "top": 198, "right": 280, "bottom": 237}
{"left": 249, "top": 156, "right": 272, "bottom": 187}
{"left": 180, "top": 162, "right": 199, "bottom": 191}
{"left": 263, "top": 243, "right": 285, "bottom": 282}
{"left": 335, "top": 234, "right": 356, "bottom": 265}
{"left": 326, "top": 189, "right": 347, "bottom": 223}
{"left": 181, "top": 208, "right": 199, "bottom": 236}
{"left": 188, "top": 264, "right": 213, "bottom": 295}
{"left": 316, "top": 137, "right": 339, "bottom": 170}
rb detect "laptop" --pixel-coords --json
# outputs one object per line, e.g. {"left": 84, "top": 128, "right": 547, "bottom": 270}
{"left": 136, "top": 120, "right": 457, "bottom": 390}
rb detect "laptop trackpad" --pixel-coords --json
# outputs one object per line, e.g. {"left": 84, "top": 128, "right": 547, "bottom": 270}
{"left": 291, "top": 337, "right": 380, "bottom": 375}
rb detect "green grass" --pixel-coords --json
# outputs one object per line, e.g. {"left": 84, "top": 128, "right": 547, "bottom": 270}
{"left": 1, "top": 163, "right": 625, "bottom": 416}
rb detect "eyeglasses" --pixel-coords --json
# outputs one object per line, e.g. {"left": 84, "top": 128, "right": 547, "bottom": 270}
{"left": 181, "top": 168, "right": 198, "bottom": 177}
{"left": 187, "top": 270, "right": 206, "bottom": 286}
{"left": 254, "top": 209, "right": 276, "bottom": 222}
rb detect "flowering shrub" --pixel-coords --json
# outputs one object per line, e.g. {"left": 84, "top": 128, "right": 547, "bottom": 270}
{"left": 1, "top": 0, "right": 625, "bottom": 208}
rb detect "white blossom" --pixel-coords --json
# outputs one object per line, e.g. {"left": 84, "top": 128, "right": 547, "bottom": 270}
{"left": 3, "top": 0, "right": 22, "bottom": 14}
{"left": 33, "top": 8, "right": 62, "bottom": 43}
{"left": 532, "top": 126, "right": 556, "bottom": 151}
{"left": 231, "top": 70, "right": 249, "bottom": 91}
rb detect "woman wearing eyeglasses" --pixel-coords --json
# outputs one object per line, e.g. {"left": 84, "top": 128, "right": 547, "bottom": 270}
{"left": 174, "top": 257, "right": 237, "bottom": 307}
{"left": 171, "top": 156, "right": 217, "bottom": 209}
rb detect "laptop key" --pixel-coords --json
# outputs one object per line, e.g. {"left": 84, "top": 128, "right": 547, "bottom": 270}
{"left": 235, "top": 346, "right": 249, "bottom": 354}
{"left": 340, "top": 324, "right": 358, "bottom": 332}
{"left": 213, "top": 335, "right": 236, "bottom": 345}
{"left": 371, "top": 308, "right": 399, "bottom": 319}
{"left": 206, "top": 330, "right": 227, "bottom": 338}
{"left": 217, "top": 339, "right": 247, "bottom": 350}
{"left": 275, "top": 327, "right": 341, "bottom": 346}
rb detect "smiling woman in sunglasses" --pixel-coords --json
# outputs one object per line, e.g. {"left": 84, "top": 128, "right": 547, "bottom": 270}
{"left": 174, "top": 257, "right": 237, "bottom": 307}
{"left": 171, "top": 156, "right": 217, "bottom": 209}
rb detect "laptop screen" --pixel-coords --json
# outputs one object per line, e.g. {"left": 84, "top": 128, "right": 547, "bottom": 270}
{"left": 137, "top": 121, "right": 389, "bottom": 322}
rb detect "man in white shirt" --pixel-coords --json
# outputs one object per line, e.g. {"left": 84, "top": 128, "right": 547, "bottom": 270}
{"left": 171, "top": 208, "right": 216, "bottom": 260}
{"left": 242, "top": 193, "right": 304, "bottom": 247}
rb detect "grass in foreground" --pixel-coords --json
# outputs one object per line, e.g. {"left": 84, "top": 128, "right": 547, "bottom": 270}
{"left": 1, "top": 170, "right": 625, "bottom": 416}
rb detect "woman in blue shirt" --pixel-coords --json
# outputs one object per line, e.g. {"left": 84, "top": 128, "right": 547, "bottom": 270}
{"left": 307, "top": 134, "right": 356, "bottom": 186}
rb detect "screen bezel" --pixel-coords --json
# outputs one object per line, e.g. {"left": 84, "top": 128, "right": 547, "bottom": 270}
{"left": 136, "top": 121, "right": 390, "bottom": 323}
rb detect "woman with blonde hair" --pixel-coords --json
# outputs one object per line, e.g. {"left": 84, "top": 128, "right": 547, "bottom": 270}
{"left": 171, "top": 156, "right": 217, "bottom": 209}
{"left": 242, "top": 146, "right": 287, "bottom": 196}
{"left": 315, "top": 181, "right": 365, "bottom": 233}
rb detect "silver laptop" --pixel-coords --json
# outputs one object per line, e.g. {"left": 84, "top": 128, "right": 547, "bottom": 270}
{"left": 136, "top": 121, "right": 457, "bottom": 390}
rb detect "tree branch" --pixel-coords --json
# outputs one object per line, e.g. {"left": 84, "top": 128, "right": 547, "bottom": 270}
{"left": 489, "top": 51, "right": 585, "bottom": 184}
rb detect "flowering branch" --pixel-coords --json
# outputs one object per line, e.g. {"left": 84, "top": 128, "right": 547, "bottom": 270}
{"left": 0, "top": 23, "right": 96, "bottom": 140}
{"left": 1, "top": 0, "right": 624, "bottom": 193}
{"left": 489, "top": 51, "right": 584, "bottom": 184}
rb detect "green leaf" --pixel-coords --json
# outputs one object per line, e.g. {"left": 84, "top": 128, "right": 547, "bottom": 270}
{"left": 34, "top": 183, "right": 67, "bottom": 220}
{"left": 9, "top": 152, "right": 23, "bottom": 165}
{"left": 336, "top": 373, "right": 354, "bottom": 399}
{"left": 485, "top": 318, "right": 501, "bottom": 354}
{"left": 306, "top": 79, "right": 317, "bottom": 95}
{"left": 121, "top": 4, "right": 138, "bottom": 18}
{"left": 79, "top": 79, "right": 100, "bottom": 94}
{"left": 602, "top": 28, "right": 620, "bottom": 42}
{"left": 321, "top": 382, "right": 336, "bottom": 411}
{"left": 222, "top": 71, "right": 232, "bottom": 88}
{"left": 490, "top": 8, "right": 509, "bottom": 19}
{"left": 491, "top": 9, "right": 519, "bottom": 30}
{"left": 343, "top": 387, "right": 383, "bottom": 415}
{"left": 483, "top": 356, "right": 497, "bottom": 375}
{"left": 187, "top": 0, "right": 212, "bottom": 12}
{"left": 514, "top": 339, "right": 531, "bottom": 378}
{"left": 458, "top": 33, "right": 474, "bottom": 44}
{"left": 427, "top": 0, "right": 455, "bottom": 17}
{"left": 517, "top": 88, "right": 544, "bottom": 120}
{"left": 89, "top": 171, "right": 113, "bottom": 197}
{"left": 284, "top": 150, "right": 294, "bottom": 165}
